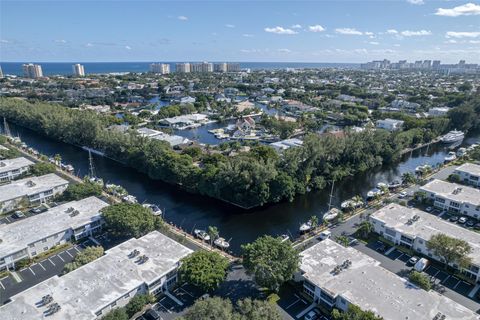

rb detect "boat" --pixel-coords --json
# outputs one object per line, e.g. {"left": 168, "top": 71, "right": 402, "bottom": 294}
{"left": 299, "top": 220, "right": 313, "bottom": 233}
{"left": 280, "top": 234, "right": 290, "bottom": 242}
{"left": 415, "top": 164, "right": 432, "bottom": 175}
{"left": 214, "top": 237, "right": 230, "bottom": 249}
{"left": 444, "top": 151, "right": 457, "bottom": 162}
{"left": 193, "top": 229, "right": 210, "bottom": 241}
{"left": 122, "top": 195, "right": 137, "bottom": 203}
{"left": 467, "top": 143, "right": 478, "bottom": 151}
{"left": 323, "top": 208, "right": 340, "bottom": 221}
{"left": 87, "top": 149, "right": 104, "bottom": 186}
{"left": 340, "top": 199, "right": 363, "bottom": 211}
{"left": 367, "top": 188, "right": 384, "bottom": 200}
{"left": 388, "top": 180, "right": 402, "bottom": 189}
{"left": 440, "top": 130, "right": 464, "bottom": 143}
{"left": 64, "top": 164, "right": 74, "bottom": 172}
{"left": 456, "top": 147, "right": 467, "bottom": 157}
{"left": 376, "top": 182, "right": 388, "bottom": 189}
{"left": 142, "top": 203, "right": 162, "bottom": 216}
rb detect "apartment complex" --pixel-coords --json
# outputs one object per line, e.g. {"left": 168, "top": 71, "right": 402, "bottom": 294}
{"left": 420, "top": 179, "right": 480, "bottom": 219}
{"left": 191, "top": 61, "right": 213, "bottom": 73}
{"left": 150, "top": 63, "right": 170, "bottom": 74}
{"left": 0, "top": 231, "right": 193, "bottom": 319}
{"left": 72, "top": 64, "right": 85, "bottom": 76}
{"left": 22, "top": 63, "right": 43, "bottom": 78}
{"left": 297, "top": 239, "right": 478, "bottom": 319}
{"left": 0, "top": 196, "right": 109, "bottom": 270}
{"left": 0, "top": 157, "right": 34, "bottom": 182}
{"left": 0, "top": 173, "right": 69, "bottom": 213}
{"left": 369, "top": 204, "right": 480, "bottom": 282}
{"left": 453, "top": 163, "right": 480, "bottom": 187}
{"left": 175, "top": 61, "right": 240, "bottom": 73}
{"left": 175, "top": 62, "right": 191, "bottom": 73}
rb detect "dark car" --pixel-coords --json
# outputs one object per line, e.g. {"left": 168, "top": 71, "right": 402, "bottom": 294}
{"left": 12, "top": 211, "right": 25, "bottom": 219}
{"left": 143, "top": 309, "right": 161, "bottom": 320}
{"left": 466, "top": 220, "right": 475, "bottom": 228}
{"left": 474, "top": 223, "right": 480, "bottom": 230}
{"left": 449, "top": 216, "right": 459, "bottom": 222}
{"left": 30, "top": 207, "right": 46, "bottom": 214}
{"left": 376, "top": 244, "right": 387, "bottom": 253}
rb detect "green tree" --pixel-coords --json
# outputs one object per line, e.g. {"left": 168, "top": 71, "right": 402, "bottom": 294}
{"left": 335, "top": 235, "right": 349, "bottom": 247}
{"left": 54, "top": 154, "right": 62, "bottom": 165}
{"left": 179, "top": 250, "right": 229, "bottom": 292}
{"left": 356, "top": 221, "right": 373, "bottom": 240}
{"left": 63, "top": 246, "right": 104, "bottom": 273}
{"left": 101, "top": 308, "right": 128, "bottom": 320}
{"left": 235, "top": 298, "right": 281, "bottom": 320}
{"left": 30, "top": 162, "right": 56, "bottom": 176}
{"left": 401, "top": 172, "right": 416, "bottom": 186}
{"left": 447, "top": 173, "right": 461, "bottom": 183}
{"left": 125, "top": 294, "right": 154, "bottom": 318}
{"left": 102, "top": 203, "right": 163, "bottom": 238}
{"left": 208, "top": 225, "right": 219, "bottom": 247}
{"left": 180, "top": 296, "right": 234, "bottom": 320}
{"left": 241, "top": 235, "right": 300, "bottom": 292}
{"left": 60, "top": 182, "right": 102, "bottom": 201}
{"left": 309, "top": 215, "right": 319, "bottom": 230}
{"left": 332, "top": 304, "right": 383, "bottom": 320}
{"left": 427, "top": 233, "right": 472, "bottom": 270}
{"left": 409, "top": 271, "right": 431, "bottom": 291}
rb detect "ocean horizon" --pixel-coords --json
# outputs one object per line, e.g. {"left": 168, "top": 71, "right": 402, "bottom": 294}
{"left": 0, "top": 61, "right": 360, "bottom": 76}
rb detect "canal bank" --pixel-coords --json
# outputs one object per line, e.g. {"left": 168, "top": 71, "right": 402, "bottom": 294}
{"left": 5, "top": 122, "right": 480, "bottom": 253}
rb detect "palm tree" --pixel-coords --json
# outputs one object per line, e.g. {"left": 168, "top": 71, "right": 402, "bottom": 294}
{"left": 54, "top": 154, "right": 62, "bottom": 166}
{"left": 352, "top": 195, "right": 363, "bottom": 210}
{"left": 356, "top": 221, "right": 373, "bottom": 239}
{"left": 310, "top": 215, "right": 319, "bottom": 230}
{"left": 401, "top": 172, "right": 416, "bottom": 186}
{"left": 207, "top": 226, "right": 219, "bottom": 247}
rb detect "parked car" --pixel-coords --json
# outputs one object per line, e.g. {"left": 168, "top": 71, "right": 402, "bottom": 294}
{"left": 12, "top": 211, "right": 25, "bottom": 219}
{"left": 407, "top": 256, "right": 419, "bottom": 266}
{"left": 376, "top": 244, "right": 387, "bottom": 253}
{"left": 348, "top": 237, "right": 359, "bottom": 246}
{"left": 318, "top": 231, "right": 331, "bottom": 241}
{"left": 449, "top": 216, "right": 459, "bottom": 222}
{"left": 143, "top": 309, "right": 161, "bottom": 320}
{"left": 474, "top": 223, "right": 480, "bottom": 230}
{"left": 305, "top": 309, "right": 320, "bottom": 320}
{"left": 425, "top": 207, "right": 433, "bottom": 212}
{"left": 414, "top": 258, "right": 430, "bottom": 272}
{"left": 458, "top": 217, "right": 467, "bottom": 224}
{"left": 466, "top": 220, "right": 475, "bottom": 228}
{"left": 398, "top": 191, "right": 408, "bottom": 199}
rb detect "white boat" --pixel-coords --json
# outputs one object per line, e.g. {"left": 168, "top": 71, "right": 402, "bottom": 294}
{"left": 64, "top": 164, "right": 74, "bottom": 172}
{"left": 122, "top": 195, "right": 137, "bottom": 203}
{"left": 467, "top": 144, "right": 478, "bottom": 151}
{"left": 388, "top": 180, "right": 402, "bottom": 189}
{"left": 415, "top": 164, "right": 431, "bottom": 174}
{"left": 441, "top": 130, "right": 464, "bottom": 143}
{"left": 194, "top": 229, "right": 210, "bottom": 241}
{"left": 367, "top": 188, "right": 384, "bottom": 200}
{"left": 299, "top": 221, "right": 313, "bottom": 233}
{"left": 376, "top": 182, "right": 388, "bottom": 189}
{"left": 323, "top": 208, "right": 340, "bottom": 221}
{"left": 89, "top": 176, "right": 104, "bottom": 186}
{"left": 444, "top": 151, "right": 457, "bottom": 162}
{"left": 456, "top": 148, "right": 467, "bottom": 157}
{"left": 280, "top": 234, "right": 290, "bottom": 242}
{"left": 340, "top": 199, "right": 363, "bottom": 211}
{"left": 214, "top": 237, "right": 230, "bottom": 249}
{"left": 142, "top": 203, "right": 162, "bottom": 216}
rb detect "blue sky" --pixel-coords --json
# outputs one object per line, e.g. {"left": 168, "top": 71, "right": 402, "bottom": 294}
{"left": 1, "top": 0, "right": 479, "bottom": 63}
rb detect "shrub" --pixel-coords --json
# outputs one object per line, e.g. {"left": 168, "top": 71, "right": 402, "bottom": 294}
{"left": 409, "top": 271, "right": 431, "bottom": 291}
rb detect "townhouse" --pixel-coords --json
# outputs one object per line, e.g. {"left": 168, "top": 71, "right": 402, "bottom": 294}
{"left": 0, "top": 196, "right": 109, "bottom": 270}
{"left": 369, "top": 204, "right": 480, "bottom": 282}
{"left": 453, "top": 163, "right": 480, "bottom": 187}
{"left": 0, "top": 231, "right": 193, "bottom": 320}
{"left": 0, "top": 157, "right": 34, "bottom": 182}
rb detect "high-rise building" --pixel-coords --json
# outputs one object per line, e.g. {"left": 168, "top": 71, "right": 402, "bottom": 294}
{"left": 226, "top": 63, "right": 241, "bottom": 72}
{"left": 175, "top": 62, "right": 191, "bottom": 73}
{"left": 150, "top": 63, "right": 170, "bottom": 74}
{"left": 423, "top": 60, "right": 431, "bottom": 69}
{"left": 432, "top": 60, "right": 441, "bottom": 69}
{"left": 0, "top": 65, "right": 3, "bottom": 78}
{"left": 214, "top": 62, "right": 227, "bottom": 72}
{"left": 72, "top": 64, "right": 85, "bottom": 77}
{"left": 22, "top": 63, "right": 43, "bottom": 78}
{"left": 191, "top": 61, "right": 213, "bottom": 73}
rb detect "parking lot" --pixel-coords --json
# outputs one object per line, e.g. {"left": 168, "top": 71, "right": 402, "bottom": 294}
{"left": 0, "top": 245, "right": 83, "bottom": 304}
{"left": 276, "top": 284, "right": 331, "bottom": 320}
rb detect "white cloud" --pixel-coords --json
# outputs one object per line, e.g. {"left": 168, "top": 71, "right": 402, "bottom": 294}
{"left": 278, "top": 48, "right": 291, "bottom": 53}
{"left": 470, "top": 40, "right": 480, "bottom": 44}
{"left": 242, "top": 34, "right": 254, "bottom": 37}
{"left": 446, "top": 31, "right": 480, "bottom": 38}
{"left": 54, "top": 39, "right": 67, "bottom": 43}
{"left": 406, "top": 0, "right": 424, "bottom": 5}
{"left": 393, "top": 44, "right": 401, "bottom": 47}
{"left": 445, "top": 39, "right": 458, "bottom": 44}
{"left": 264, "top": 26, "right": 298, "bottom": 35}
{"left": 225, "top": 24, "right": 235, "bottom": 28}
{"left": 400, "top": 30, "right": 432, "bottom": 36}
{"left": 354, "top": 48, "right": 368, "bottom": 54}
{"left": 85, "top": 43, "right": 94, "bottom": 47}
{"left": 369, "top": 41, "right": 380, "bottom": 45}
{"left": 435, "top": 3, "right": 480, "bottom": 17}
{"left": 1, "top": 39, "right": 11, "bottom": 43}
{"left": 335, "top": 28, "right": 363, "bottom": 35}
{"left": 386, "top": 29, "right": 398, "bottom": 34}
{"left": 125, "top": 45, "right": 132, "bottom": 50}
{"left": 308, "top": 25, "right": 325, "bottom": 32}
{"left": 291, "top": 24, "right": 302, "bottom": 29}
{"left": 177, "top": 15, "right": 188, "bottom": 21}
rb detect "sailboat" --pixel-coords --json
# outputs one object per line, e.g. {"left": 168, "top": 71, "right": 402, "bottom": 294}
{"left": 323, "top": 181, "right": 339, "bottom": 221}
{"left": 87, "top": 150, "right": 104, "bottom": 186}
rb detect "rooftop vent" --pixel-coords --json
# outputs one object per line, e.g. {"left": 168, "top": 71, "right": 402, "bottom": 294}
{"left": 0, "top": 162, "right": 5, "bottom": 167}
{"left": 432, "top": 312, "right": 446, "bottom": 320}
{"left": 452, "top": 187, "right": 462, "bottom": 195}
{"left": 47, "top": 302, "right": 61, "bottom": 314}
{"left": 66, "top": 207, "right": 75, "bottom": 213}
{"left": 136, "top": 255, "right": 149, "bottom": 264}
{"left": 70, "top": 210, "right": 80, "bottom": 217}
{"left": 41, "top": 294, "right": 53, "bottom": 306}
{"left": 332, "top": 259, "right": 352, "bottom": 275}
{"left": 26, "top": 180, "right": 36, "bottom": 187}
{"left": 129, "top": 249, "right": 140, "bottom": 259}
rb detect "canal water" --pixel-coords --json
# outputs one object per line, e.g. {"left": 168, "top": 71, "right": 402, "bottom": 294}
{"left": 7, "top": 123, "right": 480, "bottom": 253}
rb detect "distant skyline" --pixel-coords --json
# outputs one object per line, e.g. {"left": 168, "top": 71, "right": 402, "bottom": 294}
{"left": 1, "top": 0, "right": 479, "bottom": 63}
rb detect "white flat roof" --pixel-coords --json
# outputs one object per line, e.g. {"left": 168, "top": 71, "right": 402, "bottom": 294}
{"left": 420, "top": 179, "right": 480, "bottom": 206}
{"left": 0, "top": 173, "right": 69, "bottom": 203}
{"left": 0, "top": 231, "right": 193, "bottom": 320}
{"left": 0, "top": 196, "right": 109, "bottom": 258}
{"left": 370, "top": 204, "right": 480, "bottom": 266}
{"left": 300, "top": 239, "right": 478, "bottom": 320}
{"left": 455, "top": 163, "right": 480, "bottom": 177}
{"left": 270, "top": 138, "right": 303, "bottom": 150}
{"left": 0, "top": 157, "right": 34, "bottom": 174}
{"left": 160, "top": 113, "right": 207, "bottom": 124}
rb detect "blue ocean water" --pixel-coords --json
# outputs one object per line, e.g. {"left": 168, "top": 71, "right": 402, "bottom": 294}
{"left": 0, "top": 62, "right": 359, "bottom": 76}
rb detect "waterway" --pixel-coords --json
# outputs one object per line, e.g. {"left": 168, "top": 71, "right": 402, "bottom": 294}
{"left": 6, "top": 123, "right": 480, "bottom": 253}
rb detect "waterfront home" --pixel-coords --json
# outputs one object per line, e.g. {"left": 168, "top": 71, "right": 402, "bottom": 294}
{"left": 270, "top": 138, "right": 303, "bottom": 152}
{"left": 375, "top": 118, "right": 404, "bottom": 131}
{"left": 0, "top": 197, "right": 108, "bottom": 270}
{"left": 369, "top": 204, "right": 480, "bottom": 283}
{"left": 428, "top": 107, "right": 450, "bottom": 117}
{"left": 296, "top": 239, "right": 478, "bottom": 319}
{"left": 158, "top": 113, "right": 209, "bottom": 130}
{"left": 0, "top": 231, "right": 193, "bottom": 320}
{"left": 0, "top": 173, "right": 69, "bottom": 213}
{"left": 136, "top": 128, "right": 190, "bottom": 146}
{"left": 0, "top": 157, "right": 34, "bottom": 182}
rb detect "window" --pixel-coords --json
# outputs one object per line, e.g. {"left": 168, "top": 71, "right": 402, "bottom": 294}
{"left": 111, "top": 301, "right": 117, "bottom": 307}
{"left": 385, "top": 228, "right": 396, "bottom": 237}
{"left": 95, "top": 310, "right": 102, "bottom": 316}
{"left": 418, "top": 239, "right": 423, "bottom": 244}
{"left": 44, "top": 190, "right": 53, "bottom": 196}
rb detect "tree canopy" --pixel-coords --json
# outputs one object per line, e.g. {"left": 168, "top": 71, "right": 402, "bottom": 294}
{"left": 60, "top": 182, "right": 102, "bottom": 201}
{"left": 100, "top": 308, "right": 129, "bottom": 320}
{"left": 179, "top": 250, "right": 229, "bottom": 292}
{"left": 30, "top": 162, "right": 57, "bottom": 176}
{"left": 426, "top": 233, "right": 472, "bottom": 269}
{"left": 241, "top": 235, "right": 299, "bottom": 292}
{"left": 63, "top": 246, "right": 104, "bottom": 273}
{"left": 332, "top": 305, "right": 383, "bottom": 320}
{"left": 101, "top": 203, "right": 163, "bottom": 238}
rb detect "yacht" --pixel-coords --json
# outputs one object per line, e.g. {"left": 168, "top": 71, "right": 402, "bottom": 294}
{"left": 214, "top": 237, "right": 230, "bottom": 249}
{"left": 340, "top": 198, "right": 363, "bottom": 211}
{"left": 467, "top": 144, "right": 478, "bottom": 151}
{"left": 279, "top": 234, "right": 290, "bottom": 243}
{"left": 143, "top": 203, "right": 162, "bottom": 216}
{"left": 456, "top": 148, "right": 467, "bottom": 157}
{"left": 376, "top": 182, "right": 388, "bottom": 189}
{"left": 122, "top": 195, "right": 137, "bottom": 203}
{"left": 444, "top": 151, "right": 457, "bottom": 162}
{"left": 441, "top": 130, "right": 464, "bottom": 143}
{"left": 323, "top": 208, "right": 340, "bottom": 222}
{"left": 193, "top": 229, "right": 210, "bottom": 241}
{"left": 415, "top": 164, "right": 432, "bottom": 175}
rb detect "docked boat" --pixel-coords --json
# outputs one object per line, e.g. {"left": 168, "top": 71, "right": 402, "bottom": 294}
{"left": 340, "top": 199, "right": 363, "bottom": 211}
{"left": 376, "top": 182, "right": 388, "bottom": 189}
{"left": 122, "top": 194, "right": 137, "bottom": 203}
{"left": 299, "top": 220, "right": 313, "bottom": 233}
{"left": 444, "top": 151, "right": 457, "bottom": 162}
{"left": 214, "top": 237, "right": 230, "bottom": 249}
{"left": 194, "top": 229, "right": 210, "bottom": 241}
{"left": 64, "top": 164, "right": 74, "bottom": 172}
{"left": 280, "top": 234, "right": 290, "bottom": 243}
{"left": 323, "top": 208, "right": 340, "bottom": 222}
{"left": 367, "top": 188, "right": 384, "bottom": 200}
{"left": 456, "top": 148, "right": 467, "bottom": 157}
{"left": 388, "top": 180, "right": 402, "bottom": 189}
{"left": 467, "top": 144, "right": 479, "bottom": 151}
{"left": 143, "top": 203, "right": 162, "bottom": 216}
{"left": 440, "top": 130, "right": 464, "bottom": 143}
{"left": 415, "top": 164, "right": 432, "bottom": 175}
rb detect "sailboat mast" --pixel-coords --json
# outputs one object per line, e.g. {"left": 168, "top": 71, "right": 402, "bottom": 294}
{"left": 3, "top": 117, "right": 11, "bottom": 137}
{"left": 88, "top": 150, "right": 96, "bottom": 178}
{"left": 328, "top": 180, "right": 335, "bottom": 211}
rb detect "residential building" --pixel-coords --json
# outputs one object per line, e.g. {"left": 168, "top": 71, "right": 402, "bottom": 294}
{"left": 214, "top": 62, "right": 227, "bottom": 72}
{"left": 391, "top": 99, "right": 420, "bottom": 111}
{"left": 72, "top": 64, "right": 85, "bottom": 77}
{"left": 22, "top": 63, "right": 43, "bottom": 78}
{"left": 136, "top": 128, "right": 189, "bottom": 146}
{"left": 0, "top": 231, "right": 193, "bottom": 319}
{"left": 226, "top": 63, "right": 240, "bottom": 72}
{"left": 297, "top": 239, "right": 478, "bottom": 319}
{"left": 0, "top": 157, "right": 34, "bottom": 182}
{"left": 453, "top": 163, "right": 480, "bottom": 187}
{"left": 191, "top": 61, "right": 213, "bottom": 73}
{"left": 270, "top": 138, "right": 303, "bottom": 152}
{"left": 0, "top": 65, "right": 3, "bottom": 78}
{"left": 0, "top": 196, "right": 109, "bottom": 270}
{"left": 0, "top": 173, "right": 69, "bottom": 213}
{"left": 150, "top": 63, "right": 170, "bottom": 74}
{"left": 158, "top": 113, "right": 208, "bottom": 130}
{"left": 369, "top": 204, "right": 480, "bottom": 282}
{"left": 428, "top": 107, "right": 450, "bottom": 117}
{"left": 420, "top": 179, "right": 480, "bottom": 219}
{"left": 376, "top": 118, "right": 404, "bottom": 131}
{"left": 175, "top": 63, "right": 191, "bottom": 73}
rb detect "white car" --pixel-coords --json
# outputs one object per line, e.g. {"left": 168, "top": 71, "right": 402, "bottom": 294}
{"left": 305, "top": 310, "right": 319, "bottom": 320}
{"left": 425, "top": 207, "right": 433, "bottom": 212}
{"left": 408, "top": 256, "right": 419, "bottom": 265}
{"left": 458, "top": 217, "right": 467, "bottom": 224}
{"left": 398, "top": 191, "right": 408, "bottom": 199}
{"left": 318, "top": 231, "right": 331, "bottom": 241}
